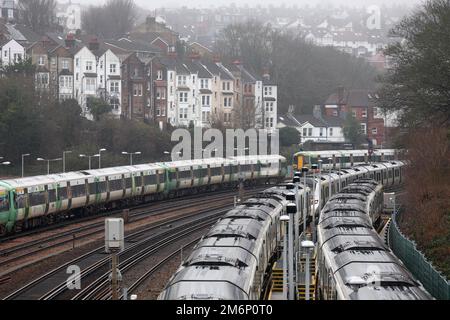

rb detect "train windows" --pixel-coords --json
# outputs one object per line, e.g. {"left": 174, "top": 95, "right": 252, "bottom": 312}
{"left": 194, "top": 168, "right": 208, "bottom": 178}
{"left": 211, "top": 167, "right": 222, "bottom": 176}
{"left": 29, "top": 191, "right": 47, "bottom": 206}
{"left": 241, "top": 164, "right": 251, "bottom": 172}
{"left": 98, "top": 181, "right": 107, "bottom": 193}
{"left": 395, "top": 169, "right": 399, "bottom": 177}
{"left": 71, "top": 184, "right": 86, "bottom": 198}
{"left": 0, "top": 193, "right": 10, "bottom": 211}
{"left": 254, "top": 163, "right": 261, "bottom": 171}
{"left": 125, "top": 177, "right": 133, "bottom": 189}
{"left": 109, "top": 179, "right": 123, "bottom": 192}
{"left": 144, "top": 174, "right": 157, "bottom": 185}
{"left": 88, "top": 182, "right": 97, "bottom": 194}
{"left": 224, "top": 166, "right": 231, "bottom": 174}
{"left": 15, "top": 193, "right": 26, "bottom": 209}
{"left": 231, "top": 166, "right": 239, "bottom": 174}
{"left": 134, "top": 175, "right": 142, "bottom": 187}
{"left": 179, "top": 170, "right": 191, "bottom": 179}
{"left": 58, "top": 187, "right": 68, "bottom": 200}
{"left": 169, "top": 171, "right": 177, "bottom": 180}
{"left": 48, "top": 189, "right": 57, "bottom": 203}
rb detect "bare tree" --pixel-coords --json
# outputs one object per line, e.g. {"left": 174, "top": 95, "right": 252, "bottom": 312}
{"left": 18, "top": 0, "right": 57, "bottom": 33}
{"left": 82, "top": 0, "right": 137, "bottom": 39}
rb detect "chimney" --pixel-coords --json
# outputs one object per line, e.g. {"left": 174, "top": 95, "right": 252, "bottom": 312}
{"left": 88, "top": 37, "right": 99, "bottom": 51}
{"left": 337, "top": 86, "right": 345, "bottom": 105}
{"left": 313, "top": 105, "right": 323, "bottom": 120}
{"left": 65, "top": 33, "right": 75, "bottom": 48}
{"left": 262, "top": 67, "right": 270, "bottom": 81}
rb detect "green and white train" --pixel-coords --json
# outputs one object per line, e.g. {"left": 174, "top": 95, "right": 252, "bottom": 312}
{"left": 0, "top": 155, "right": 287, "bottom": 236}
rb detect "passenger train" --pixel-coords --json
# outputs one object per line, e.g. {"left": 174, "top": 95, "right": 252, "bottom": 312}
{"left": 293, "top": 149, "right": 397, "bottom": 171}
{"left": 0, "top": 155, "right": 287, "bottom": 236}
{"left": 317, "top": 179, "right": 431, "bottom": 300}
{"left": 159, "top": 160, "right": 417, "bottom": 300}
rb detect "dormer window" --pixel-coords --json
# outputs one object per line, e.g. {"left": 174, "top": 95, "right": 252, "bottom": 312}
{"left": 38, "top": 56, "right": 45, "bottom": 66}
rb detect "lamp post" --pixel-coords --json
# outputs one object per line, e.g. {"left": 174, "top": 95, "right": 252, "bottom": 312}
{"left": 280, "top": 215, "right": 290, "bottom": 300}
{"left": 316, "top": 160, "right": 323, "bottom": 244}
{"left": 63, "top": 150, "right": 72, "bottom": 173}
{"left": 79, "top": 154, "right": 100, "bottom": 170}
{"left": 286, "top": 202, "right": 297, "bottom": 300}
{"left": 98, "top": 148, "right": 106, "bottom": 169}
{"left": 122, "top": 151, "right": 141, "bottom": 166}
{"left": 37, "top": 157, "right": 62, "bottom": 175}
{"left": 301, "top": 167, "right": 309, "bottom": 237}
{"left": 21, "top": 153, "right": 30, "bottom": 177}
{"left": 301, "top": 240, "right": 315, "bottom": 301}
{"left": 328, "top": 157, "right": 332, "bottom": 199}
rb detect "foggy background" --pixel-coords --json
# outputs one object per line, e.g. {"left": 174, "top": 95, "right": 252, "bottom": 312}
{"left": 64, "top": 0, "right": 424, "bottom": 9}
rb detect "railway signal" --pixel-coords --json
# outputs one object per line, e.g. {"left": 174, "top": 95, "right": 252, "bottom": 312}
{"left": 105, "top": 218, "right": 124, "bottom": 300}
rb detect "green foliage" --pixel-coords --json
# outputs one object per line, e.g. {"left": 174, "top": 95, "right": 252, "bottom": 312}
{"left": 279, "top": 127, "right": 300, "bottom": 147}
{"left": 378, "top": 0, "right": 450, "bottom": 127}
{"left": 215, "top": 20, "right": 377, "bottom": 115}
{"left": 342, "top": 114, "right": 365, "bottom": 148}
{"left": 87, "top": 97, "right": 112, "bottom": 121}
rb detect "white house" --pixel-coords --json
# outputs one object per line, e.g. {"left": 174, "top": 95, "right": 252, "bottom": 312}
{"left": 0, "top": 39, "right": 25, "bottom": 66}
{"left": 97, "top": 49, "right": 122, "bottom": 118}
{"left": 277, "top": 113, "right": 345, "bottom": 144}
{"left": 73, "top": 46, "right": 98, "bottom": 119}
{"left": 262, "top": 76, "right": 278, "bottom": 132}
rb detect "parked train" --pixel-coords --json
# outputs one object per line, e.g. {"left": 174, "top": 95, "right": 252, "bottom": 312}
{"left": 159, "top": 160, "right": 409, "bottom": 300}
{"left": 0, "top": 155, "right": 287, "bottom": 236}
{"left": 293, "top": 149, "right": 397, "bottom": 171}
{"left": 317, "top": 179, "right": 431, "bottom": 300}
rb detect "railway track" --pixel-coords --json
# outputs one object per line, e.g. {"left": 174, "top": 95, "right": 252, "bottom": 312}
{"left": 3, "top": 203, "right": 233, "bottom": 300}
{"left": 0, "top": 186, "right": 269, "bottom": 271}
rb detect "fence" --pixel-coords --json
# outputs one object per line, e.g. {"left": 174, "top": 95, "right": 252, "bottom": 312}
{"left": 388, "top": 211, "right": 450, "bottom": 300}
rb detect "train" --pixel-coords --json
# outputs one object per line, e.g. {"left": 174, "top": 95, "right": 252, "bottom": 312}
{"left": 0, "top": 155, "right": 287, "bottom": 236}
{"left": 316, "top": 179, "right": 431, "bottom": 300}
{"left": 158, "top": 160, "right": 417, "bottom": 300}
{"left": 293, "top": 149, "right": 397, "bottom": 171}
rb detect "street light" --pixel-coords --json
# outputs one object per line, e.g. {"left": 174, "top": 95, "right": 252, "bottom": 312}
{"left": 301, "top": 240, "right": 315, "bottom": 301}
{"left": 98, "top": 148, "right": 107, "bottom": 169}
{"left": 37, "top": 157, "right": 62, "bottom": 175}
{"left": 21, "top": 153, "right": 30, "bottom": 177}
{"left": 280, "top": 215, "right": 290, "bottom": 300}
{"left": 79, "top": 154, "right": 100, "bottom": 170}
{"left": 63, "top": 150, "right": 72, "bottom": 173}
{"left": 122, "top": 151, "right": 141, "bottom": 166}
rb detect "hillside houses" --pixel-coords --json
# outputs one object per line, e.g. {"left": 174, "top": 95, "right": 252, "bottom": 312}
{"left": 0, "top": 21, "right": 278, "bottom": 131}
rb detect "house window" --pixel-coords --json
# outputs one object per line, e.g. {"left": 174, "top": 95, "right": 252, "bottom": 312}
{"left": 303, "top": 128, "right": 307, "bottom": 137}
{"left": 362, "top": 110, "right": 367, "bottom": 118}
{"left": 100, "top": 75, "right": 103, "bottom": 84}
{"left": 308, "top": 128, "right": 312, "bottom": 136}
{"left": 156, "top": 87, "right": 166, "bottom": 99}
{"left": 86, "top": 61, "right": 93, "bottom": 71}
{"left": 227, "top": 82, "right": 230, "bottom": 91}
{"left": 110, "top": 64, "right": 116, "bottom": 73}
{"left": 110, "top": 97, "right": 120, "bottom": 110}
{"left": 133, "top": 68, "right": 139, "bottom": 77}
{"left": 320, "top": 128, "right": 324, "bottom": 137}
{"left": 157, "top": 70, "right": 163, "bottom": 80}
{"left": 38, "top": 56, "right": 45, "bottom": 66}
{"left": 76, "top": 73, "right": 79, "bottom": 81}
{"left": 179, "top": 92, "right": 188, "bottom": 103}
{"left": 372, "top": 128, "right": 378, "bottom": 134}
{"left": 332, "top": 110, "right": 338, "bottom": 116}
{"left": 264, "top": 86, "right": 272, "bottom": 96}
{"left": 360, "top": 123, "right": 367, "bottom": 134}
{"left": 352, "top": 110, "right": 357, "bottom": 118}
{"left": 110, "top": 81, "right": 119, "bottom": 93}
{"left": 133, "top": 84, "right": 143, "bottom": 96}
{"left": 85, "top": 78, "right": 96, "bottom": 91}
{"left": 177, "top": 75, "right": 187, "bottom": 86}
{"left": 224, "top": 97, "right": 232, "bottom": 107}
{"left": 62, "top": 59, "right": 69, "bottom": 69}
{"left": 192, "top": 75, "right": 196, "bottom": 84}
{"left": 76, "top": 58, "right": 79, "bottom": 67}
{"left": 330, "top": 128, "right": 334, "bottom": 136}
{"left": 202, "top": 95, "right": 210, "bottom": 106}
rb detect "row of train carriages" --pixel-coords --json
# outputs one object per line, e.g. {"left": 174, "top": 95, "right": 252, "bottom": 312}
{"left": 0, "top": 155, "right": 287, "bottom": 235}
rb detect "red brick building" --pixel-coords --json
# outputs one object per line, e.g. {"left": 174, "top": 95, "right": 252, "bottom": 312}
{"left": 324, "top": 88, "right": 386, "bottom": 147}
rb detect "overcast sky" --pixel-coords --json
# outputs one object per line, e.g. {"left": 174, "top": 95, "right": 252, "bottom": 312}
{"left": 64, "top": 0, "right": 424, "bottom": 10}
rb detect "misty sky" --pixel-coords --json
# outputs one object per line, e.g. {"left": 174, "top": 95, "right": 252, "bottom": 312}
{"left": 63, "top": 0, "right": 424, "bottom": 10}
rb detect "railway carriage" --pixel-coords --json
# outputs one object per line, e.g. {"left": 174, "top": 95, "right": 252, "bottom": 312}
{"left": 0, "top": 155, "right": 286, "bottom": 236}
